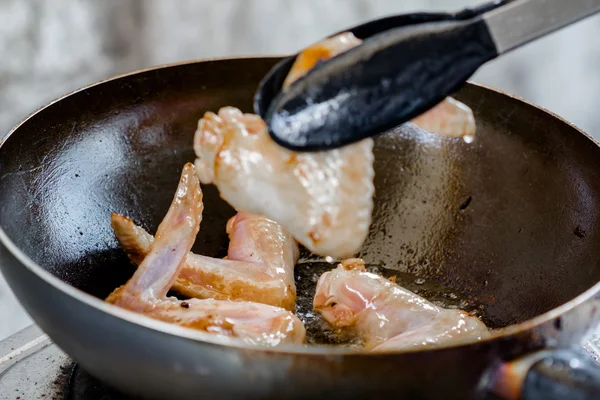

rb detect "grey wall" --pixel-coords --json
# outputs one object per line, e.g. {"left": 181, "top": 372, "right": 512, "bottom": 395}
{"left": 1, "top": 0, "right": 600, "bottom": 340}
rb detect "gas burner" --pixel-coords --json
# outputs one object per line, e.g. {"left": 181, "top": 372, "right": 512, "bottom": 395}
{"left": 2, "top": 324, "right": 600, "bottom": 399}
{"left": 0, "top": 325, "right": 132, "bottom": 400}
{"left": 66, "top": 366, "right": 128, "bottom": 400}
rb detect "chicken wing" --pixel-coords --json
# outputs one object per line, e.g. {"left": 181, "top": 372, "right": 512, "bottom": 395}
{"left": 194, "top": 106, "right": 374, "bottom": 260}
{"left": 110, "top": 210, "right": 298, "bottom": 311}
{"left": 107, "top": 163, "right": 305, "bottom": 346}
{"left": 194, "top": 33, "right": 375, "bottom": 259}
{"left": 313, "top": 259, "right": 488, "bottom": 352}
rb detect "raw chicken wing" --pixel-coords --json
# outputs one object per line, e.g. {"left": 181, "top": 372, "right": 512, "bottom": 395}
{"left": 110, "top": 210, "right": 299, "bottom": 311}
{"left": 106, "top": 163, "right": 305, "bottom": 346}
{"left": 313, "top": 259, "right": 488, "bottom": 352}
{"left": 194, "top": 107, "right": 374, "bottom": 259}
{"left": 194, "top": 32, "right": 374, "bottom": 259}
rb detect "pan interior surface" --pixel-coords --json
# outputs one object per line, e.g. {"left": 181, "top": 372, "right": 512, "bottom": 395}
{"left": 1, "top": 58, "right": 600, "bottom": 346}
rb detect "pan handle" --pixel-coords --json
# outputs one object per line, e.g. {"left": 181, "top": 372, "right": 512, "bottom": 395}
{"left": 489, "top": 348, "right": 600, "bottom": 400}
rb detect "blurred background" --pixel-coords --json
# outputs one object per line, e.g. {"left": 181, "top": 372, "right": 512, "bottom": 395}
{"left": 1, "top": 0, "right": 599, "bottom": 340}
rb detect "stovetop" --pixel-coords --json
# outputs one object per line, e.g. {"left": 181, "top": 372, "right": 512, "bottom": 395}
{"left": 2, "top": 324, "right": 600, "bottom": 399}
{"left": 0, "top": 325, "right": 126, "bottom": 400}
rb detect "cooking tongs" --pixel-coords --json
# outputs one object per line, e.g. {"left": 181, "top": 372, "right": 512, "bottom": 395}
{"left": 254, "top": 0, "right": 600, "bottom": 151}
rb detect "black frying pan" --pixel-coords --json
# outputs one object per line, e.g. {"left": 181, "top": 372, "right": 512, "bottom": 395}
{"left": 1, "top": 57, "right": 600, "bottom": 400}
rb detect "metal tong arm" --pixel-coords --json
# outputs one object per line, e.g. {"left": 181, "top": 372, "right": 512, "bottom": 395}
{"left": 330, "top": 0, "right": 509, "bottom": 40}
{"left": 484, "top": 0, "right": 600, "bottom": 55}
{"left": 340, "top": 0, "right": 600, "bottom": 52}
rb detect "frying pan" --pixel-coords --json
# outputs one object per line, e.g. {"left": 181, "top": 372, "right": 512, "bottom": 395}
{"left": 1, "top": 57, "right": 600, "bottom": 400}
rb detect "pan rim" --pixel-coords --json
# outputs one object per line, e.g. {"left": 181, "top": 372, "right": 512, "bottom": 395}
{"left": 1, "top": 56, "right": 600, "bottom": 356}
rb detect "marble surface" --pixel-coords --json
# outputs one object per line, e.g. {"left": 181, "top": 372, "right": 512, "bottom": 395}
{"left": 1, "top": 0, "right": 600, "bottom": 340}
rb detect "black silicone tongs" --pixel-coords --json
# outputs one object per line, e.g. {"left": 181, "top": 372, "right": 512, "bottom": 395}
{"left": 254, "top": 0, "right": 600, "bottom": 152}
